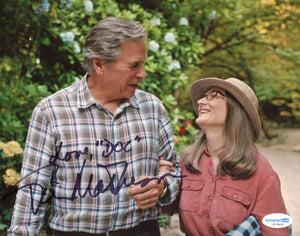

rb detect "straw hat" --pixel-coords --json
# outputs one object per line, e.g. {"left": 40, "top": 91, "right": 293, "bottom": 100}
{"left": 191, "top": 77, "right": 261, "bottom": 140}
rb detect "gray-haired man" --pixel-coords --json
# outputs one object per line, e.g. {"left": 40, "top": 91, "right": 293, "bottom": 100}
{"left": 8, "top": 17, "right": 181, "bottom": 236}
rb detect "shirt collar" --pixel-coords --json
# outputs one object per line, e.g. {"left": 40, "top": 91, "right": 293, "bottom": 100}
{"left": 77, "top": 73, "right": 140, "bottom": 110}
{"left": 77, "top": 74, "right": 95, "bottom": 109}
{"left": 127, "top": 91, "right": 139, "bottom": 109}
{"left": 204, "top": 145, "right": 211, "bottom": 157}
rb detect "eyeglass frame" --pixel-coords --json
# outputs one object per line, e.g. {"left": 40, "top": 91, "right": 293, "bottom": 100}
{"left": 199, "top": 90, "right": 226, "bottom": 101}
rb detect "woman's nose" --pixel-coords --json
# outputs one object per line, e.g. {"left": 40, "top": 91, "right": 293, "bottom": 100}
{"left": 198, "top": 97, "right": 207, "bottom": 105}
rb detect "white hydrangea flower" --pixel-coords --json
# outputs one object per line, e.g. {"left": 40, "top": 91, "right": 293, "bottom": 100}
{"left": 73, "top": 41, "right": 81, "bottom": 53}
{"left": 84, "top": 0, "right": 93, "bottom": 13}
{"left": 150, "top": 18, "right": 161, "bottom": 26}
{"left": 40, "top": 0, "right": 50, "bottom": 12}
{"left": 149, "top": 40, "right": 160, "bottom": 52}
{"left": 209, "top": 10, "right": 217, "bottom": 20}
{"left": 59, "top": 31, "right": 75, "bottom": 43}
{"left": 179, "top": 17, "right": 189, "bottom": 26}
{"left": 67, "top": 0, "right": 72, "bottom": 8}
{"left": 168, "top": 61, "right": 181, "bottom": 71}
{"left": 164, "top": 32, "right": 175, "bottom": 43}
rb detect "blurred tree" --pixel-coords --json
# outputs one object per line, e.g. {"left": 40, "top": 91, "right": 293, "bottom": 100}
{"left": 174, "top": 0, "right": 300, "bottom": 130}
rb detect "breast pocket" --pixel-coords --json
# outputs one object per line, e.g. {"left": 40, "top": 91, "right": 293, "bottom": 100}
{"left": 179, "top": 179, "right": 205, "bottom": 212}
{"left": 216, "top": 185, "right": 253, "bottom": 225}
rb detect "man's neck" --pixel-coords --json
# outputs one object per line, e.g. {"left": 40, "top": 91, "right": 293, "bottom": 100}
{"left": 87, "top": 74, "right": 121, "bottom": 114}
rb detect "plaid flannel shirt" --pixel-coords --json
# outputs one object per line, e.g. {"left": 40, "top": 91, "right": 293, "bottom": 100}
{"left": 8, "top": 75, "right": 180, "bottom": 235}
{"left": 226, "top": 214, "right": 292, "bottom": 236}
{"left": 226, "top": 215, "right": 261, "bottom": 236}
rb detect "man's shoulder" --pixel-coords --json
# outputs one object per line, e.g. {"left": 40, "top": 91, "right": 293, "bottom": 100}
{"left": 37, "top": 83, "right": 78, "bottom": 109}
{"left": 133, "top": 90, "right": 168, "bottom": 116}
{"left": 134, "top": 89, "right": 162, "bottom": 103}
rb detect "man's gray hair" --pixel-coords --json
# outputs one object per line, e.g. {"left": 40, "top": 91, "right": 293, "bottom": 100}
{"left": 82, "top": 17, "right": 147, "bottom": 74}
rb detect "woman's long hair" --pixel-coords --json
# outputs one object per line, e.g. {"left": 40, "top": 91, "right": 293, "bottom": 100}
{"left": 182, "top": 93, "right": 258, "bottom": 179}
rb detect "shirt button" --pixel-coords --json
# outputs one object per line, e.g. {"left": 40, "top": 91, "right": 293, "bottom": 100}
{"left": 209, "top": 196, "right": 212, "bottom": 200}
{"left": 234, "top": 194, "right": 238, "bottom": 198}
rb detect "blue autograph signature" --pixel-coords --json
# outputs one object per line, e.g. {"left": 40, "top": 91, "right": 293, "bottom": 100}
{"left": 3, "top": 139, "right": 185, "bottom": 215}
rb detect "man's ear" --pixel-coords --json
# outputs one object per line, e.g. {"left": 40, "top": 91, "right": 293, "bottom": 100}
{"left": 92, "top": 58, "right": 105, "bottom": 75}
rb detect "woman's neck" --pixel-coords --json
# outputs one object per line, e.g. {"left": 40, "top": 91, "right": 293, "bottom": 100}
{"left": 205, "top": 129, "right": 224, "bottom": 158}
{"left": 205, "top": 130, "right": 224, "bottom": 174}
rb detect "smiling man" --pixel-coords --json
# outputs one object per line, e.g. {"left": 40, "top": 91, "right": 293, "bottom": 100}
{"left": 8, "top": 17, "right": 181, "bottom": 236}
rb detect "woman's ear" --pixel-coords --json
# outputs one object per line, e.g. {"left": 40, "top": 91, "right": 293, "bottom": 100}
{"left": 92, "top": 58, "right": 105, "bottom": 75}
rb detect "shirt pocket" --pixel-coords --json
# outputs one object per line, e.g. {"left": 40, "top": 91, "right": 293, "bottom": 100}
{"left": 216, "top": 185, "right": 253, "bottom": 225}
{"left": 179, "top": 179, "right": 205, "bottom": 212}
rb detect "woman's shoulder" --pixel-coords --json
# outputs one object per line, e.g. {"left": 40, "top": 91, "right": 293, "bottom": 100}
{"left": 255, "top": 152, "right": 278, "bottom": 177}
{"left": 257, "top": 152, "right": 273, "bottom": 167}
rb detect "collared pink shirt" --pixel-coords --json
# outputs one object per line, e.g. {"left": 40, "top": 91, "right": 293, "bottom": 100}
{"left": 179, "top": 147, "right": 289, "bottom": 236}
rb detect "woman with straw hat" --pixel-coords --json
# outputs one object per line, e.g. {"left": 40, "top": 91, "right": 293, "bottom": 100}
{"left": 160, "top": 77, "right": 289, "bottom": 235}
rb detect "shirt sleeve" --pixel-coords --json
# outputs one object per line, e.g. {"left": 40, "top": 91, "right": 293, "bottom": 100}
{"left": 225, "top": 215, "right": 261, "bottom": 236}
{"left": 161, "top": 158, "right": 185, "bottom": 214}
{"left": 7, "top": 105, "right": 55, "bottom": 235}
{"left": 252, "top": 168, "right": 289, "bottom": 236}
{"left": 156, "top": 104, "right": 181, "bottom": 206}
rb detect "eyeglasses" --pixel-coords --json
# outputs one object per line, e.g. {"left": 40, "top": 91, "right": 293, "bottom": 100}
{"left": 199, "top": 90, "right": 225, "bottom": 101}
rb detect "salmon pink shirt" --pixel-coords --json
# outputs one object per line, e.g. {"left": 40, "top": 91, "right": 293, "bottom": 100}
{"left": 178, "top": 147, "right": 289, "bottom": 236}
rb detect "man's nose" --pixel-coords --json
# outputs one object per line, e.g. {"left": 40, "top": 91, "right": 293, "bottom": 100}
{"left": 137, "top": 66, "right": 147, "bottom": 79}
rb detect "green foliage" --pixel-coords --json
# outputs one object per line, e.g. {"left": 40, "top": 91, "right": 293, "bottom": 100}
{"left": 0, "top": 141, "right": 23, "bottom": 235}
{"left": 0, "top": 58, "right": 52, "bottom": 143}
{"left": 157, "top": 214, "right": 170, "bottom": 228}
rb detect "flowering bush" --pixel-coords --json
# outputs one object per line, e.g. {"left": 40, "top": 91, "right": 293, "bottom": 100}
{"left": 0, "top": 65, "right": 52, "bottom": 144}
{"left": 3, "top": 169, "right": 21, "bottom": 187}
{"left": 1, "top": 141, "right": 23, "bottom": 158}
{"left": 0, "top": 140, "right": 23, "bottom": 233}
{"left": 171, "top": 110, "right": 199, "bottom": 154}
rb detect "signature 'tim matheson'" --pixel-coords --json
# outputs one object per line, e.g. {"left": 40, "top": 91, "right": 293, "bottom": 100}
{"left": 6, "top": 136, "right": 184, "bottom": 214}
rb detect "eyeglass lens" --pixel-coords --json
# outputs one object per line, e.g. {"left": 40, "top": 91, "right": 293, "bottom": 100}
{"left": 201, "top": 91, "right": 225, "bottom": 101}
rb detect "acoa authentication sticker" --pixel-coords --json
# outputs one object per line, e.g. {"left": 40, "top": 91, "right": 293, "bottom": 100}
{"left": 262, "top": 213, "right": 293, "bottom": 228}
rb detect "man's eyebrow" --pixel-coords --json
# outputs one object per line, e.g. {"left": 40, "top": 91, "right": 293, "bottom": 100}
{"left": 130, "top": 58, "right": 147, "bottom": 65}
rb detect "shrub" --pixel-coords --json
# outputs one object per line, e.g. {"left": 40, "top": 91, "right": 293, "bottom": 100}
{"left": 0, "top": 141, "right": 23, "bottom": 234}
